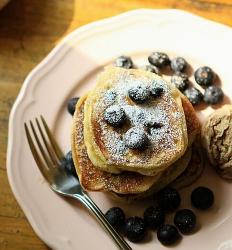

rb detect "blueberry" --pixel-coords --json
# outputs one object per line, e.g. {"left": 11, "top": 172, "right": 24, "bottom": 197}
{"left": 191, "top": 186, "right": 214, "bottom": 210}
{"left": 194, "top": 66, "right": 214, "bottom": 86}
{"left": 171, "top": 57, "right": 187, "bottom": 72}
{"left": 150, "top": 85, "right": 164, "bottom": 98}
{"left": 141, "top": 65, "right": 160, "bottom": 74}
{"left": 124, "top": 127, "right": 149, "bottom": 150}
{"left": 67, "top": 97, "right": 79, "bottom": 115}
{"left": 184, "top": 87, "right": 203, "bottom": 105}
{"left": 174, "top": 209, "right": 196, "bottom": 234}
{"left": 143, "top": 206, "right": 165, "bottom": 229}
{"left": 104, "top": 105, "right": 126, "bottom": 127}
{"left": 203, "top": 86, "right": 224, "bottom": 105}
{"left": 155, "top": 187, "right": 181, "bottom": 212}
{"left": 171, "top": 72, "right": 189, "bottom": 92}
{"left": 148, "top": 52, "right": 170, "bottom": 68}
{"left": 105, "top": 207, "right": 125, "bottom": 229}
{"left": 62, "top": 151, "right": 77, "bottom": 177}
{"left": 157, "top": 224, "right": 180, "bottom": 245}
{"left": 114, "top": 56, "right": 133, "bottom": 69}
{"left": 128, "top": 85, "right": 150, "bottom": 104}
{"left": 124, "top": 217, "right": 147, "bottom": 242}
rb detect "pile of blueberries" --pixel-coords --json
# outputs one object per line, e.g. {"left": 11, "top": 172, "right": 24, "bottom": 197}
{"left": 105, "top": 186, "right": 214, "bottom": 245}
{"left": 114, "top": 53, "right": 224, "bottom": 106}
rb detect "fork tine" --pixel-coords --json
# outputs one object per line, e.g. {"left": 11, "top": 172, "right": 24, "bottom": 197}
{"left": 40, "top": 115, "right": 64, "bottom": 161}
{"left": 35, "top": 118, "right": 58, "bottom": 166}
{"left": 30, "top": 120, "right": 53, "bottom": 167}
{"left": 24, "top": 123, "right": 50, "bottom": 182}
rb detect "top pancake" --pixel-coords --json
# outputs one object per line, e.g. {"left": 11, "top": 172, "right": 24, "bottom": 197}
{"left": 84, "top": 67, "right": 188, "bottom": 175}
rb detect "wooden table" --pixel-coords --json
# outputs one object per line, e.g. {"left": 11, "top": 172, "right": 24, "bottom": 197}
{"left": 0, "top": 0, "right": 231, "bottom": 249}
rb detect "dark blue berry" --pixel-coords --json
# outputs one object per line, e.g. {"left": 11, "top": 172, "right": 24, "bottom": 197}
{"left": 124, "top": 217, "right": 147, "bottom": 242}
{"left": 62, "top": 151, "right": 77, "bottom": 177}
{"left": 143, "top": 206, "right": 165, "bottom": 229}
{"left": 104, "top": 105, "right": 126, "bottom": 127}
{"left": 141, "top": 65, "right": 160, "bottom": 74}
{"left": 124, "top": 127, "right": 149, "bottom": 150}
{"left": 148, "top": 52, "right": 170, "bottom": 68}
{"left": 174, "top": 209, "right": 196, "bottom": 234}
{"left": 157, "top": 224, "right": 180, "bottom": 245}
{"left": 155, "top": 187, "right": 181, "bottom": 212}
{"left": 128, "top": 85, "right": 150, "bottom": 104}
{"left": 105, "top": 207, "right": 125, "bottom": 229}
{"left": 191, "top": 186, "right": 214, "bottom": 210}
{"left": 114, "top": 56, "right": 133, "bottom": 69}
{"left": 150, "top": 85, "right": 164, "bottom": 98}
{"left": 194, "top": 66, "right": 214, "bottom": 87}
{"left": 67, "top": 97, "right": 79, "bottom": 115}
{"left": 184, "top": 87, "right": 203, "bottom": 105}
{"left": 171, "top": 72, "right": 189, "bottom": 92}
{"left": 171, "top": 57, "right": 187, "bottom": 72}
{"left": 203, "top": 86, "right": 224, "bottom": 105}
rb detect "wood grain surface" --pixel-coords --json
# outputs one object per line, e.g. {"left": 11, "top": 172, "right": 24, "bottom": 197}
{"left": 1, "top": 0, "right": 232, "bottom": 249}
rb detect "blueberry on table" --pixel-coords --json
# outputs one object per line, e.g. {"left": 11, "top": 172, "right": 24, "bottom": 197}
{"left": 105, "top": 207, "right": 125, "bottom": 229}
{"left": 114, "top": 56, "right": 133, "bottom": 69}
{"left": 191, "top": 186, "right": 214, "bottom": 210}
{"left": 124, "top": 127, "right": 149, "bottom": 150}
{"left": 184, "top": 87, "right": 203, "bottom": 105}
{"left": 157, "top": 224, "right": 180, "bottom": 245}
{"left": 62, "top": 151, "right": 77, "bottom": 177}
{"left": 143, "top": 206, "right": 165, "bottom": 229}
{"left": 171, "top": 72, "right": 189, "bottom": 92}
{"left": 104, "top": 105, "right": 126, "bottom": 127}
{"left": 124, "top": 217, "right": 147, "bottom": 242}
{"left": 174, "top": 209, "right": 196, "bottom": 234}
{"left": 148, "top": 52, "right": 170, "bottom": 68}
{"left": 67, "top": 97, "right": 79, "bottom": 115}
{"left": 203, "top": 86, "right": 224, "bottom": 105}
{"left": 171, "top": 57, "right": 187, "bottom": 72}
{"left": 155, "top": 187, "right": 181, "bottom": 212}
{"left": 194, "top": 66, "right": 214, "bottom": 87}
{"left": 128, "top": 85, "right": 151, "bottom": 104}
{"left": 141, "top": 64, "right": 160, "bottom": 74}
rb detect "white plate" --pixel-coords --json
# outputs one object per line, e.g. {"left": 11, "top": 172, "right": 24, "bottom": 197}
{"left": 7, "top": 9, "right": 232, "bottom": 250}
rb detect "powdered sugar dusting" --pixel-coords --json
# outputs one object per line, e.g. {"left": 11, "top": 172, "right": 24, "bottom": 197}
{"left": 93, "top": 70, "right": 184, "bottom": 165}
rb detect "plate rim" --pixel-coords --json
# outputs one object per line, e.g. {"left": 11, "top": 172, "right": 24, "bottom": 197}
{"left": 6, "top": 8, "right": 232, "bottom": 249}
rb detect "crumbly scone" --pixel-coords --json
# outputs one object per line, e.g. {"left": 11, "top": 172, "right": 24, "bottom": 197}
{"left": 201, "top": 105, "right": 232, "bottom": 179}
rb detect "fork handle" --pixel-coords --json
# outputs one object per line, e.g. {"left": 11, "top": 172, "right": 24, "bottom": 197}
{"left": 73, "top": 193, "right": 132, "bottom": 250}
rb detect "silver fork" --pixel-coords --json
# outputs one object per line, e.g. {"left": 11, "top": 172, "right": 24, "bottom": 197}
{"left": 24, "top": 116, "right": 132, "bottom": 250}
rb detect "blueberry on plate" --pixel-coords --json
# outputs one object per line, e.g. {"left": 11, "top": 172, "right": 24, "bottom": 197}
{"left": 171, "top": 72, "right": 189, "bottom": 92}
{"left": 157, "top": 224, "right": 180, "bottom": 245}
{"left": 114, "top": 56, "right": 133, "bottom": 69}
{"left": 155, "top": 187, "right": 181, "bottom": 212}
{"left": 128, "top": 85, "right": 150, "bottom": 104}
{"left": 184, "top": 87, "right": 203, "bottom": 105}
{"left": 105, "top": 207, "right": 125, "bottom": 229}
{"left": 143, "top": 206, "right": 165, "bottom": 229}
{"left": 141, "top": 65, "right": 160, "bottom": 74}
{"left": 104, "top": 105, "right": 126, "bottom": 127}
{"left": 203, "top": 86, "right": 224, "bottom": 105}
{"left": 124, "top": 217, "right": 147, "bottom": 242}
{"left": 171, "top": 57, "right": 187, "bottom": 72}
{"left": 124, "top": 127, "right": 149, "bottom": 150}
{"left": 194, "top": 66, "right": 214, "bottom": 87}
{"left": 148, "top": 52, "right": 170, "bottom": 68}
{"left": 191, "top": 186, "right": 214, "bottom": 210}
{"left": 174, "top": 209, "right": 196, "bottom": 234}
{"left": 61, "top": 151, "right": 77, "bottom": 177}
{"left": 67, "top": 97, "right": 79, "bottom": 115}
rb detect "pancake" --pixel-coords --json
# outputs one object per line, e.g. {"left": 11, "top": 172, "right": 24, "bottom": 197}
{"left": 84, "top": 67, "right": 188, "bottom": 175}
{"left": 71, "top": 93, "right": 200, "bottom": 194}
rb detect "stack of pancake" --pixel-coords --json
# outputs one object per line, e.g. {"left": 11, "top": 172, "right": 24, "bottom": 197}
{"left": 71, "top": 67, "right": 203, "bottom": 200}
